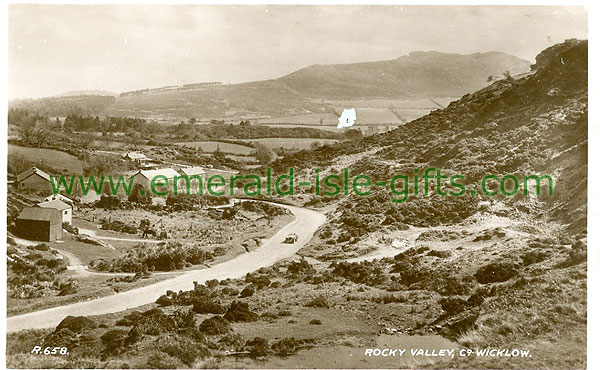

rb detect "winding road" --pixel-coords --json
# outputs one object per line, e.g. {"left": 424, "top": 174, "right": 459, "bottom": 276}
{"left": 7, "top": 203, "right": 326, "bottom": 333}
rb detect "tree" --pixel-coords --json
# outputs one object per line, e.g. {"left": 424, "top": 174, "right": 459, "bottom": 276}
{"left": 254, "top": 142, "right": 276, "bottom": 164}
{"left": 138, "top": 218, "right": 151, "bottom": 231}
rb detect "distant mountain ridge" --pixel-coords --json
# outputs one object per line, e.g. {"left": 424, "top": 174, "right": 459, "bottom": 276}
{"left": 279, "top": 51, "right": 531, "bottom": 99}
{"left": 55, "top": 90, "right": 117, "bottom": 97}
{"left": 273, "top": 39, "right": 587, "bottom": 233}
{"left": 10, "top": 50, "right": 532, "bottom": 119}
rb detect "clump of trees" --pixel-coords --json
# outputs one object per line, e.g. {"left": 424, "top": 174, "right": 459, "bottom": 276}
{"left": 254, "top": 142, "right": 276, "bottom": 164}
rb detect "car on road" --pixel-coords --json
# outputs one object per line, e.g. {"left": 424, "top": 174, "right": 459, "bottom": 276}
{"left": 283, "top": 233, "right": 298, "bottom": 244}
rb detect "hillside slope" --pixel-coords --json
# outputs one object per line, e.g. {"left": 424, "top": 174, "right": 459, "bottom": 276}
{"left": 277, "top": 39, "right": 587, "bottom": 235}
{"left": 279, "top": 51, "right": 530, "bottom": 99}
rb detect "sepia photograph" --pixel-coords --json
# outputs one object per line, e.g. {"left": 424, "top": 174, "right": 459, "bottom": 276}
{"left": 5, "top": 3, "right": 589, "bottom": 369}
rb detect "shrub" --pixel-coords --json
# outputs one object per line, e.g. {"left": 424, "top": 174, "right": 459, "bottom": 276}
{"left": 223, "top": 301, "right": 259, "bottom": 322}
{"left": 438, "top": 296, "right": 469, "bottom": 314}
{"left": 427, "top": 250, "right": 452, "bottom": 258}
{"left": 159, "top": 337, "right": 207, "bottom": 367}
{"left": 55, "top": 316, "right": 97, "bottom": 333}
{"left": 434, "top": 276, "right": 472, "bottom": 296}
{"left": 331, "top": 261, "right": 386, "bottom": 286}
{"left": 206, "top": 279, "right": 219, "bottom": 289}
{"left": 156, "top": 294, "right": 173, "bottom": 307}
{"left": 521, "top": 251, "right": 548, "bottom": 266}
{"left": 116, "top": 308, "right": 175, "bottom": 335}
{"left": 245, "top": 273, "right": 271, "bottom": 289}
{"left": 474, "top": 262, "right": 519, "bottom": 283}
{"left": 218, "top": 333, "right": 245, "bottom": 351}
{"left": 244, "top": 337, "right": 270, "bottom": 358}
{"left": 239, "top": 284, "right": 255, "bottom": 298}
{"left": 43, "top": 328, "right": 77, "bottom": 348}
{"left": 95, "top": 195, "right": 121, "bottom": 209}
{"left": 57, "top": 279, "right": 79, "bottom": 296}
{"left": 286, "top": 259, "right": 315, "bottom": 276}
{"left": 306, "top": 294, "right": 329, "bottom": 308}
{"left": 172, "top": 309, "right": 196, "bottom": 329}
{"left": 101, "top": 329, "right": 129, "bottom": 354}
{"left": 34, "top": 243, "right": 50, "bottom": 251}
{"left": 101, "top": 242, "right": 215, "bottom": 272}
{"left": 309, "top": 319, "right": 322, "bottom": 325}
{"left": 146, "top": 353, "right": 182, "bottom": 369}
{"left": 198, "top": 316, "right": 232, "bottom": 335}
{"left": 192, "top": 298, "right": 224, "bottom": 314}
{"left": 270, "top": 337, "right": 314, "bottom": 356}
{"left": 100, "top": 219, "right": 137, "bottom": 234}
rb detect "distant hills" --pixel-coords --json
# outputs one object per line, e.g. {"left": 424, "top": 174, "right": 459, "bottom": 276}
{"left": 273, "top": 39, "right": 588, "bottom": 233}
{"left": 279, "top": 51, "right": 531, "bottom": 99}
{"left": 10, "top": 50, "right": 531, "bottom": 120}
{"left": 55, "top": 90, "right": 117, "bottom": 98}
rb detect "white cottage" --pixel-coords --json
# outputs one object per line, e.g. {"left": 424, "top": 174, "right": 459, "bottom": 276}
{"left": 37, "top": 199, "right": 72, "bottom": 225}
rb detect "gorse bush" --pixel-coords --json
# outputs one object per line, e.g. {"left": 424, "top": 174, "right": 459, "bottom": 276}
{"left": 223, "top": 301, "right": 259, "bottom": 322}
{"left": 474, "top": 262, "right": 519, "bottom": 283}
{"left": 198, "top": 316, "right": 232, "bottom": 335}
{"left": 92, "top": 242, "right": 216, "bottom": 272}
{"left": 306, "top": 294, "right": 329, "bottom": 308}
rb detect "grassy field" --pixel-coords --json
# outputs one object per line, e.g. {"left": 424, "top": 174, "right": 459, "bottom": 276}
{"left": 326, "top": 98, "right": 456, "bottom": 109}
{"left": 255, "top": 98, "right": 455, "bottom": 127}
{"left": 226, "top": 154, "right": 258, "bottom": 163}
{"left": 8, "top": 144, "right": 84, "bottom": 173}
{"left": 238, "top": 138, "right": 339, "bottom": 151}
{"left": 175, "top": 141, "right": 254, "bottom": 155}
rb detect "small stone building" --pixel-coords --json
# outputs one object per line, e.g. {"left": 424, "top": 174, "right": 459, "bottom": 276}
{"left": 16, "top": 167, "right": 51, "bottom": 192}
{"left": 15, "top": 207, "right": 63, "bottom": 242}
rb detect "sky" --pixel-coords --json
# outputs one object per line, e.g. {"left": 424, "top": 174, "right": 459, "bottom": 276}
{"left": 8, "top": 5, "right": 588, "bottom": 99}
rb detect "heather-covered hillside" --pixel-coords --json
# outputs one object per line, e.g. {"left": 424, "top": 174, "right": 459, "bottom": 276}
{"left": 277, "top": 39, "right": 587, "bottom": 235}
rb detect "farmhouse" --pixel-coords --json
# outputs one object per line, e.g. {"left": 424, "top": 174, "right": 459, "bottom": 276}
{"left": 44, "top": 193, "right": 74, "bottom": 206}
{"left": 176, "top": 167, "right": 206, "bottom": 194}
{"left": 16, "top": 167, "right": 51, "bottom": 192}
{"left": 203, "top": 167, "right": 240, "bottom": 179}
{"left": 38, "top": 199, "right": 73, "bottom": 225}
{"left": 132, "top": 168, "right": 179, "bottom": 191}
{"left": 122, "top": 151, "right": 149, "bottom": 165}
{"left": 15, "top": 207, "right": 62, "bottom": 242}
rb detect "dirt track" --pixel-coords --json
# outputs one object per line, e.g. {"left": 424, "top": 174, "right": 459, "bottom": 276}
{"left": 7, "top": 202, "right": 325, "bottom": 333}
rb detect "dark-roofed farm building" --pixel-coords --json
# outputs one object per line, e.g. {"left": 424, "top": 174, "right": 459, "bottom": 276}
{"left": 15, "top": 207, "right": 63, "bottom": 242}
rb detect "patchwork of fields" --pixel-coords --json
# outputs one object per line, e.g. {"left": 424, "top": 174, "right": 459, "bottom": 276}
{"left": 8, "top": 144, "right": 84, "bottom": 173}
{"left": 255, "top": 98, "right": 456, "bottom": 131}
{"left": 238, "top": 137, "right": 339, "bottom": 150}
